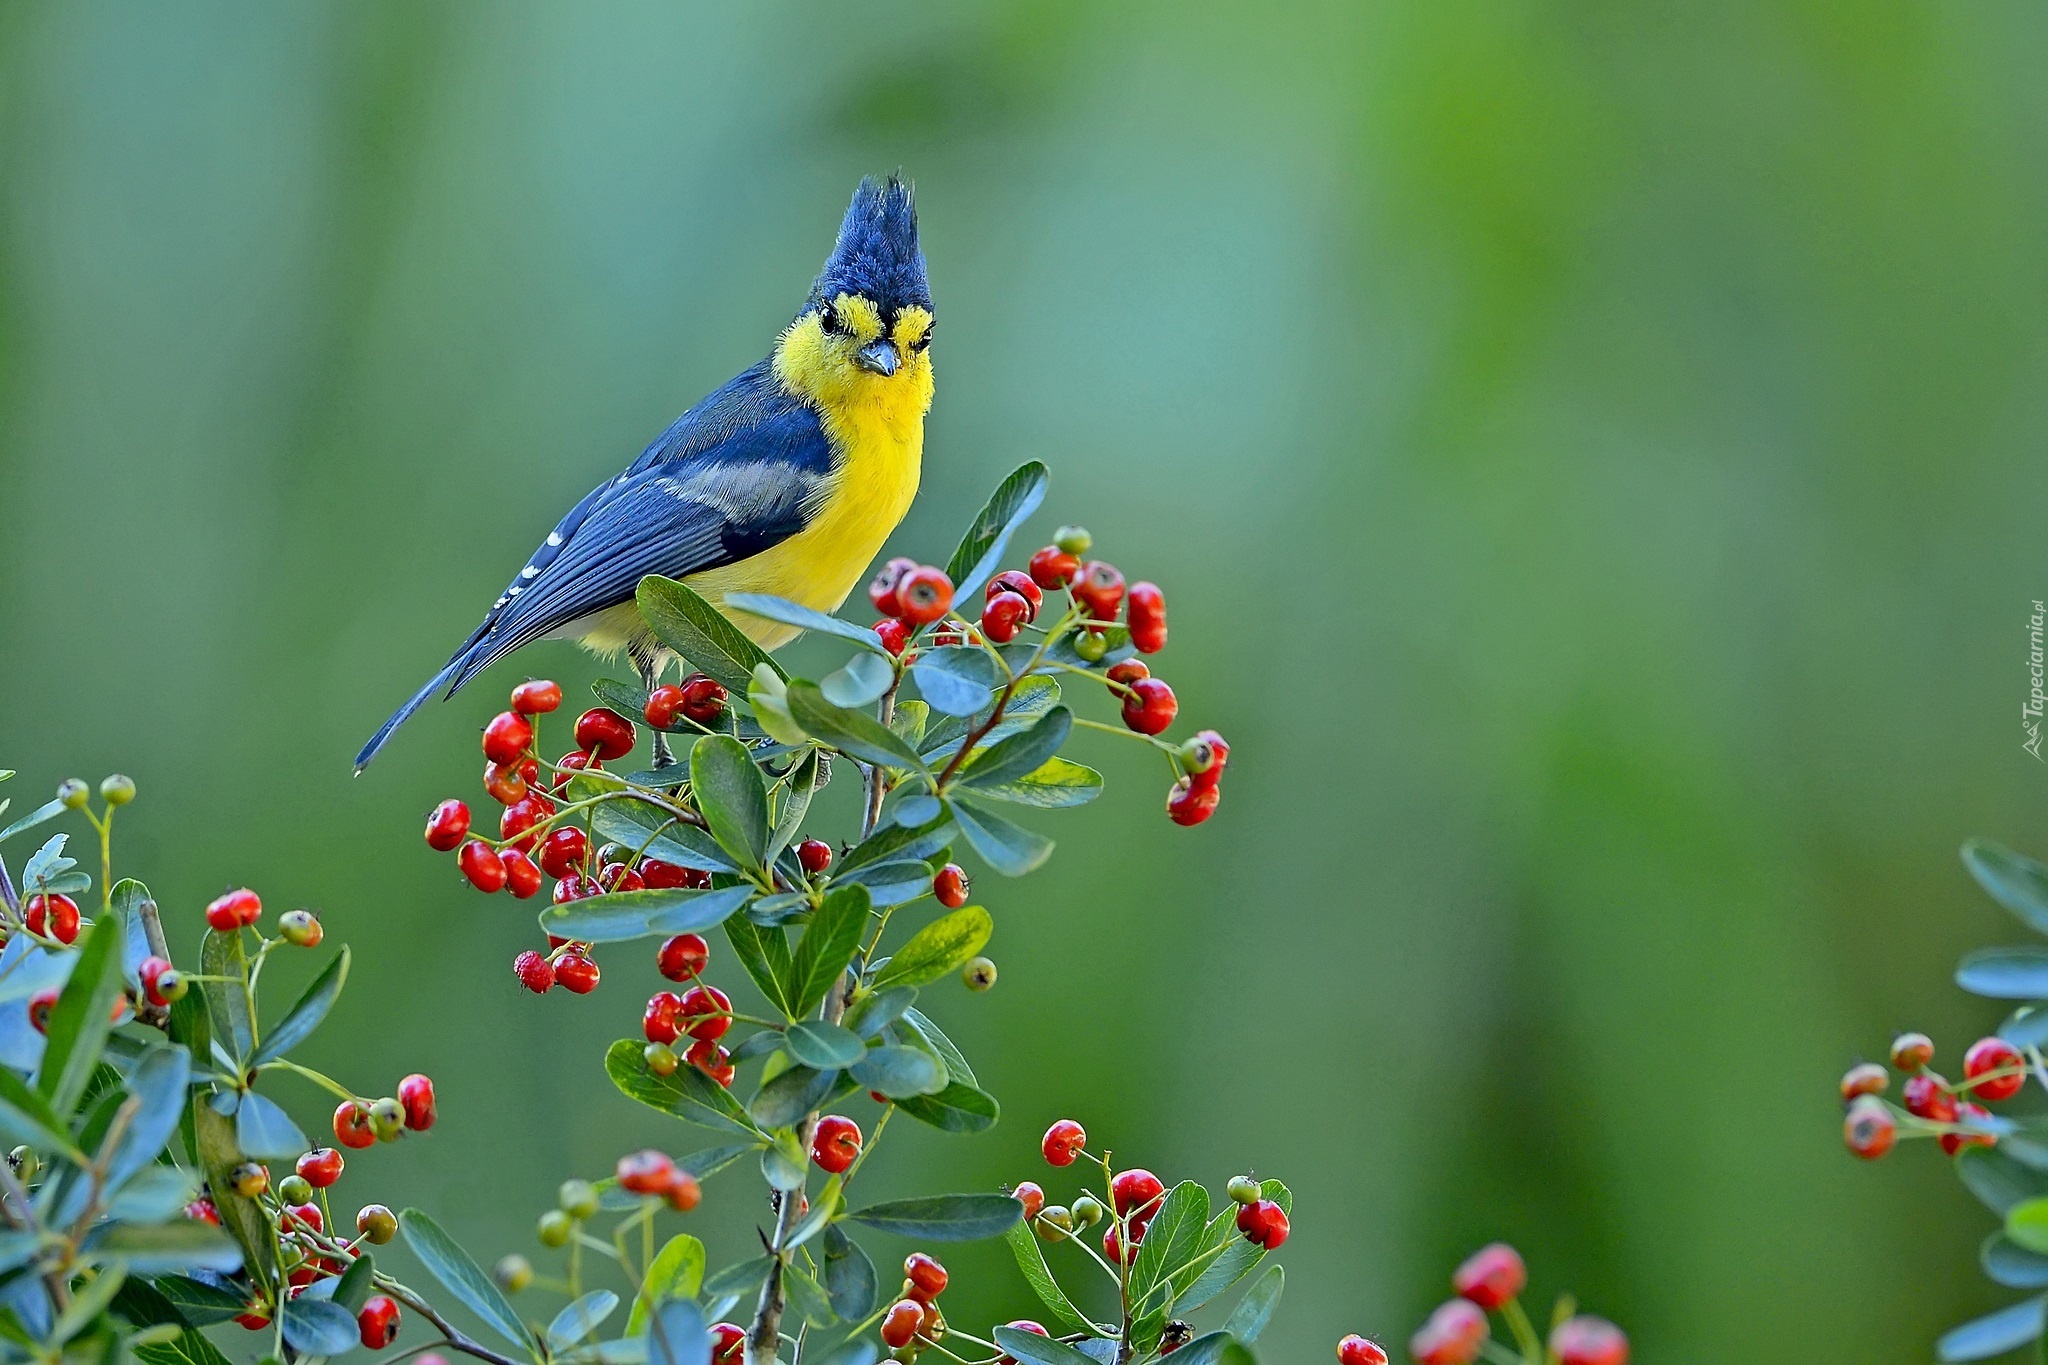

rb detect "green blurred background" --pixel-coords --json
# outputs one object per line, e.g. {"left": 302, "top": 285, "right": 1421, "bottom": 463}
{"left": 4, "top": 1, "right": 2047, "bottom": 1358}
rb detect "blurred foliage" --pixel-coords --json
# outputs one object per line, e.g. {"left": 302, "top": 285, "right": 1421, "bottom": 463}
{"left": 3, "top": 1, "right": 2048, "bottom": 1359}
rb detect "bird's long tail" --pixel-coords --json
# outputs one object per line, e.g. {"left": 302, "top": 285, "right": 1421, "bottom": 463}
{"left": 354, "top": 655, "right": 468, "bottom": 774}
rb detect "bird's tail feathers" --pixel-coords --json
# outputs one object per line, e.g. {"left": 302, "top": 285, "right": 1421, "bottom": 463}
{"left": 353, "top": 653, "right": 469, "bottom": 775}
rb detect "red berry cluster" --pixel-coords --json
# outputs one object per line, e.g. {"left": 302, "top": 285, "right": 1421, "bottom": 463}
{"left": 1411, "top": 1243, "right": 1627, "bottom": 1365}
{"left": 643, "top": 673, "right": 729, "bottom": 730}
{"left": 879, "top": 1252, "right": 951, "bottom": 1354}
{"left": 614, "top": 1149, "right": 702, "bottom": 1213}
{"left": 329, "top": 1073, "right": 438, "bottom": 1149}
{"left": 1838, "top": 1028, "right": 2021, "bottom": 1161}
{"left": 637, "top": 933, "right": 737, "bottom": 1085}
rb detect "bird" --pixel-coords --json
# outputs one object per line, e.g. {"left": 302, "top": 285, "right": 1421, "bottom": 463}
{"left": 354, "top": 174, "right": 934, "bottom": 773}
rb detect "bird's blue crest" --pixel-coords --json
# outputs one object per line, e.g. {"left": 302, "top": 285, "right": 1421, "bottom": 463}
{"left": 809, "top": 175, "right": 930, "bottom": 316}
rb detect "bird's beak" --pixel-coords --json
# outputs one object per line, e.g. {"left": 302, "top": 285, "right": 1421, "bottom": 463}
{"left": 855, "top": 339, "right": 900, "bottom": 376}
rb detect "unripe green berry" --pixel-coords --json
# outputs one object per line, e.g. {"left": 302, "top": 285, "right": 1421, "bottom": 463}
{"left": 229, "top": 1161, "right": 269, "bottom": 1198}
{"left": 1226, "top": 1175, "right": 1260, "bottom": 1206}
{"left": 962, "top": 957, "right": 997, "bottom": 992}
{"left": 153, "top": 968, "right": 189, "bottom": 1003}
{"left": 9, "top": 1147, "right": 36, "bottom": 1183}
{"left": 367, "top": 1098, "right": 405, "bottom": 1141}
{"left": 1071, "top": 1194, "right": 1105, "bottom": 1228}
{"left": 56, "top": 779, "right": 90, "bottom": 811}
{"left": 558, "top": 1179, "right": 599, "bottom": 1220}
{"left": 278, "top": 910, "right": 323, "bottom": 947}
{"left": 644, "top": 1042, "right": 680, "bottom": 1076}
{"left": 1036, "top": 1205, "right": 1073, "bottom": 1241}
{"left": 357, "top": 1203, "right": 398, "bottom": 1244}
{"left": 1073, "top": 631, "right": 1109, "bottom": 663}
{"left": 1054, "top": 525, "right": 1093, "bottom": 556}
{"left": 494, "top": 1254, "right": 534, "bottom": 1294}
{"left": 536, "top": 1209, "right": 572, "bottom": 1247}
{"left": 596, "top": 843, "right": 631, "bottom": 867}
{"left": 99, "top": 774, "right": 136, "bottom": 806}
{"left": 278, "top": 1174, "right": 313, "bottom": 1206}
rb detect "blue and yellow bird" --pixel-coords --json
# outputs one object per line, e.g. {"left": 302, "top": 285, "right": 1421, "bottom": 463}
{"left": 355, "top": 175, "right": 935, "bottom": 772}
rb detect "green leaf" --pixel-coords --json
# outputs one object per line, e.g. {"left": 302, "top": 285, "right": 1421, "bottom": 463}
{"left": 850, "top": 1046, "right": 945, "bottom": 1098}
{"left": 234, "top": 1092, "right": 307, "bottom": 1159}
{"left": 678, "top": 1145, "right": 755, "bottom": 1180}
{"left": 626, "top": 1235, "right": 705, "bottom": 1335}
{"left": 92, "top": 1221, "right": 242, "bottom": 1275}
{"left": 188, "top": 1101, "right": 272, "bottom": 1292}
{"left": 108, "top": 1164, "right": 198, "bottom": 1223}
{"left": 605, "top": 1040, "right": 756, "bottom": 1136}
{"left": 724, "top": 593, "right": 892, "bottom": 656}
{"left": 149, "top": 1276, "right": 246, "bottom": 1328}
{"left": 1130, "top": 1182, "right": 1210, "bottom": 1324}
{"left": 1985, "top": 1234, "right": 2048, "bottom": 1289}
{"left": 1002, "top": 1222, "right": 1094, "bottom": 1334}
{"left": 845, "top": 986, "right": 917, "bottom": 1038}
{"left": 588, "top": 799, "right": 739, "bottom": 874}
{"left": 785, "top": 683, "right": 929, "bottom": 772}
{"left": 820, "top": 652, "right": 895, "bottom": 708}
{"left": 789, "top": 885, "right": 870, "bottom": 1019}
{"left": 280, "top": 1297, "right": 360, "bottom": 1356}
{"left": 957, "top": 708, "right": 1072, "bottom": 790}
{"left": 702, "top": 1256, "right": 774, "bottom": 1300}
{"left": 769, "top": 750, "right": 827, "bottom": 863}
{"left": 1963, "top": 1148, "right": 2048, "bottom": 1217}
{"left": 912, "top": 648, "right": 1000, "bottom": 716}
{"left": 548, "top": 1290, "right": 620, "bottom": 1350}
{"left": 786, "top": 1021, "right": 866, "bottom": 1070}
{"left": 0, "top": 1064, "right": 82, "bottom": 1163}
{"left": 1178, "top": 1180, "right": 1290, "bottom": 1311}
{"left": 892, "top": 1082, "right": 999, "bottom": 1134}
{"left": 749, "top": 666, "right": 811, "bottom": 747}
{"left": 723, "top": 918, "right": 794, "bottom": 1018}
{"left": 198, "top": 931, "right": 254, "bottom": 1064}
{"left": 1959, "top": 948, "right": 2048, "bottom": 999}
{"left": 783, "top": 1263, "right": 836, "bottom": 1327}
{"left": 836, "top": 860, "right": 934, "bottom": 908}
{"left": 542, "top": 886, "right": 754, "bottom": 944}
{"left": 899, "top": 1008, "right": 976, "bottom": 1087}
{"left": 920, "top": 675, "right": 1060, "bottom": 763}
{"left": 749, "top": 1065, "right": 840, "bottom": 1130}
{"left": 842, "top": 816, "right": 954, "bottom": 874}
{"left": 1222, "top": 1265, "right": 1283, "bottom": 1343}
{"left": 399, "top": 1209, "right": 535, "bottom": 1353}
{"left": 846, "top": 1193, "right": 1023, "bottom": 1241}
{"left": 873, "top": 907, "right": 992, "bottom": 989}
{"left": 104, "top": 1044, "right": 190, "bottom": 1188}
{"left": 637, "top": 577, "right": 783, "bottom": 693}
{"left": 252, "top": 947, "right": 348, "bottom": 1065}
{"left": 334, "top": 1250, "right": 378, "bottom": 1312}
{"left": 964, "top": 757, "right": 1103, "bottom": 809}
{"left": 1937, "top": 1298, "right": 2046, "bottom": 1362}
{"left": 762, "top": 1139, "right": 806, "bottom": 1192}
{"left": 946, "top": 462, "right": 1050, "bottom": 601}
{"left": 0, "top": 799, "right": 64, "bottom": 846}
{"left": 690, "top": 736, "right": 771, "bottom": 872}
{"left": 645, "top": 1299, "right": 711, "bottom": 1365}
{"left": 823, "top": 1225, "right": 877, "bottom": 1322}
{"left": 990, "top": 1326, "right": 1100, "bottom": 1365}
{"left": 1168, "top": 1334, "right": 1248, "bottom": 1365}
{"left": 947, "top": 797, "right": 1054, "bottom": 877}
{"left": 52, "top": 1261, "right": 125, "bottom": 1345}
{"left": 1966, "top": 839, "right": 2048, "bottom": 936}
{"left": 40, "top": 915, "right": 125, "bottom": 1115}
{"left": 134, "top": 1328, "right": 237, "bottom": 1365}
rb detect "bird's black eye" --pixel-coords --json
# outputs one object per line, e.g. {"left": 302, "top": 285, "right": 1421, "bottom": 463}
{"left": 913, "top": 322, "right": 933, "bottom": 352}
{"left": 819, "top": 304, "right": 841, "bottom": 335}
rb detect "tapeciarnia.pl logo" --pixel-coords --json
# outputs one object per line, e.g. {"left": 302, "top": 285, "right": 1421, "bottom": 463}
{"left": 2028, "top": 599, "right": 2045, "bottom": 760}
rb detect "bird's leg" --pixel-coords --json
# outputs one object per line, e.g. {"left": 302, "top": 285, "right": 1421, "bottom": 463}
{"left": 638, "top": 654, "right": 675, "bottom": 771}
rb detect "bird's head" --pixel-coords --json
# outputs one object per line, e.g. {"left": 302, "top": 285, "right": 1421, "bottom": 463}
{"left": 775, "top": 175, "right": 935, "bottom": 416}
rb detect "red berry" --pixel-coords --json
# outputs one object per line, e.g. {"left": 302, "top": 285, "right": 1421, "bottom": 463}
{"left": 397, "top": 1074, "right": 436, "bottom": 1131}
{"left": 26, "top": 893, "right": 80, "bottom": 945}
{"left": 1183, "top": 729, "right": 1230, "bottom": 789}
{"left": 643, "top": 858, "right": 709, "bottom": 889}
{"left": 538, "top": 827, "right": 588, "bottom": 879}
{"left": 499, "top": 793, "right": 555, "bottom": 854}
{"left": 1410, "top": 1300, "right": 1489, "bottom": 1365}
{"left": 797, "top": 839, "right": 833, "bottom": 874}
{"left": 481, "top": 760, "right": 528, "bottom": 805}
{"left": 680, "top": 674, "right": 729, "bottom": 724}
{"left": 514, "top": 950, "right": 555, "bottom": 994}
{"left": 880, "top": 1299, "right": 924, "bottom": 1349}
{"left": 903, "top": 1251, "right": 947, "bottom": 1299}
{"left": 987, "top": 570, "right": 1043, "bottom": 620}
{"left": 616, "top": 1149, "right": 678, "bottom": 1194}
{"left": 1111, "top": 1169, "right": 1165, "bottom": 1222}
{"left": 511, "top": 679, "right": 562, "bottom": 715}
{"left": 184, "top": 1197, "right": 220, "bottom": 1225}
{"left": 1839, "top": 1063, "right": 1887, "bottom": 1100}
{"left": 482, "top": 711, "right": 533, "bottom": 765}
{"left": 284, "top": 1201, "right": 323, "bottom": 1233}
{"left": 933, "top": 864, "right": 970, "bottom": 908}
{"left": 553, "top": 874, "right": 600, "bottom": 903}
{"left": 644, "top": 684, "right": 688, "bottom": 729}
{"left": 687, "top": 1038, "right": 735, "bottom": 1087}
{"left": 1844, "top": 1096, "right": 1895, "bottom": 1158}
{"left": 501, "top": 850, "right": 542, "bottom": 899}
{"left": 1012, "top": 1182, "right": 1045, "bottom": 1219}
{"left": 998, "top": 1320, "right": 1051, "bottom": 1364}
{"left": 574, "top": 707, "right": 637, "bottom": 761}
{"left": 204, "top": 888, "right": 262, "bottom": 933}
{"left": 551, "top": 749, "right": 602, "bottom": 793}
{"left": 424, "top": 800, "right": 471, "bottom": 851}
{"left": 658, "top": 933, "right": 710, "bottom": 981}
{"left": 1966, "top": 1036, "right": 2026, "bottom": 1102}
{"left": 1902, "top": 1072, "right": 1958, "bottom": 1123}
{"left": 297, "top": 1148, "right": 344, "bottom": 1188}
{"left": 1235, "top": 1199, "right": 1289, "bottom": 1249}
{"left": 1103, "top": 1220, "right": 1143, "bottom": 1264}
{"left": 1042, "top": 1119, "right": 1086, "bottom": 1167}
{"left": 1105, "top": 659, "right": 1150, "bottom": 685}
{"left": 1338, "top": 1336, "right": 1388, "bottom": 1365}
{"left": 1167, "top": 776, "right": 1221, "bottom": 826}
{"left": 1890, "top": 1031, "right": 1935, "bottom": 1070}
{"left": 981, "top": 591, "right": 1031, "bottom": 644}
{"left": 137, "top": 955, "right": 177, "bottom": 1006}
{"left": 665, "top": 1170, "right": 702, "bottom": 1213}
{"left": 874, "top": 618, "right": 911, "bottom": 656}
{"left": 812, "top": 1115, "right": 862, "bottom": 1174}
{"left": 1944, "top": 1101, "right": 1998, "bottom": 1155}
{"left": 334, "top": 1102, "right": 377, "bottom": 1150}
{"left": 709, "top": 1323, "right": 746, "bottom": 1365}
{"left": 1127, "top": 581, "right": 1167, "bottom": 653}
{"left": 1452, "top": 1242, "right": 1526, "bottom": 1310}
{"left": 644, "top": 991, "right": 684, "bottom": 1045}
{"left": 1550, "top": 1316, "right": 1628, "bottom": 1365}
{"left": 358, "top": 1295, "right": 401, "bottom": 1350}
{"left": 679, "top": 985, "right": 731, "bottom": 1040}
{"left": 554, "top": 953, "right": 600, "bottom": 994}
{"left": 599, "top": 863, "right": 645, "bottom": 894}
{"left": 27, "top": 989, "right": 57, "bottom": 1035}
{"left": 895, "top": 566, "right": 955, "bottom": 626}
{"left": 458, "top": 841, "right": 508, "bottom": 893}
{"left": 1121, "top": 677, "right": 1178, "bottom": 735}
{"left": 1074, "top": 561, "right": 1126, "bottom": 619}
{"left": 869, "top": 556, "right": 921, "bottom": 616}
{"left": 1028, "top": 546, "right": 1078, "bottom": 589}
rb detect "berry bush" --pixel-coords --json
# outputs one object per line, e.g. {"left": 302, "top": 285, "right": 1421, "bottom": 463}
{"left": 1838, "top": 838, "right": 2048, "bottom": 1362}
